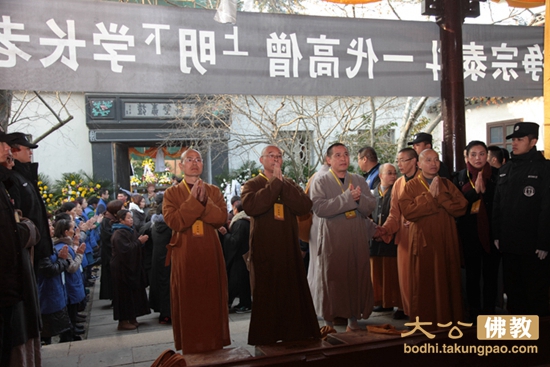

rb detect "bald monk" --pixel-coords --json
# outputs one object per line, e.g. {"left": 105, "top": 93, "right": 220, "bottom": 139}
{"left": 398, "top": 149, "right": 467, "bottom": 329}
{"left": 380, "top": 147, "right": 418, "bottom": 317}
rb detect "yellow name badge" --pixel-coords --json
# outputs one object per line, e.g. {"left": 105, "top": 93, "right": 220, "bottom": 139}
{"left": 274, "top": 203, "right": 285, "bottom": 221}
{"left": 470, "top": 199, "right": 481, "bottom": 214}
{"left": 192, "top": 220, "right": 204, "bottom": 237}
{"left": 345, "top": 210, "right": 357, "bottom": 219}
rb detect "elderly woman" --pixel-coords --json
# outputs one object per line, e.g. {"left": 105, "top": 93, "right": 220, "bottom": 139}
{"left": 110, "top": 209, "right": 150, "bottom": 330}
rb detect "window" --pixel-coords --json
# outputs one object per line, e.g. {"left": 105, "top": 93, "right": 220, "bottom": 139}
{"left": 486, "top": 119, "right": 522, "bottom": 152}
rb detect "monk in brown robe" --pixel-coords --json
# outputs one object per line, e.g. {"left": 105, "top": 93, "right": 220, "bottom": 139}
{"left": 370, "top": 163, "right": 403, "bottom": 318}
{"left": 163, "top": 149, "right": 230, "bottom": 354}
{"left": 381, "top": 147, "right": 418, "bottom": 317}
{"left": 398, "top": 149, "right": 467, "bottom": 329}
{"left": 241, "top": 145, "right": 320, "bottom": 345}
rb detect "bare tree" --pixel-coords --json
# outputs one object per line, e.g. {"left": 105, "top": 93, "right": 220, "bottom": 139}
{"left": 169, "top": 94, "right": 403, "bottom": 183}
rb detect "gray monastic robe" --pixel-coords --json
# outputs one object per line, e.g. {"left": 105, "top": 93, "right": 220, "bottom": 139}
{"left": 310, "top": 170, "right": 376, "bottom": 321}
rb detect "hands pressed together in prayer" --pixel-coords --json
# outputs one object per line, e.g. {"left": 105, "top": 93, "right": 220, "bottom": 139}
{"left": 429, "top": 176, "right": 440, "bottom": 198}
{"left": 349, "top": 184, "right": 361, "bottom": 202}
{"left": 272, "top": 161, "right": 283, "bottom": 181}
{"left": 190, "top": 179, "right": 208, "bottom": 204}
{"left": 474, "top": 172, "right": 486, "bottom": 194}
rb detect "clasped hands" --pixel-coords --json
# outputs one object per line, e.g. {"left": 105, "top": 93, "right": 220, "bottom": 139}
{"left": 190, "top": 179, "right": 208, "bottom": 204}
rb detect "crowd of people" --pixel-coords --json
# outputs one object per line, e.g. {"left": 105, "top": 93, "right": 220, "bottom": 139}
{"left": 0, "top": 131, "right": 174, "bottom": 366}
{"left": 1, "top": 121, "right": 549, "bottom": 364}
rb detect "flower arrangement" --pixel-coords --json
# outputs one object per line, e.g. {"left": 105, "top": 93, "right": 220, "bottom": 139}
{"left": 37, "top": 174, "right": 60, "bottom": 213}
{"left": 37, "top": 171, "right": 112, "bottom": 214}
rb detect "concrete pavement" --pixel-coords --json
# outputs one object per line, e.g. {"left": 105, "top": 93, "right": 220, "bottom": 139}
{"left": 41, "top": 273, "right": 407, "bottom": 367}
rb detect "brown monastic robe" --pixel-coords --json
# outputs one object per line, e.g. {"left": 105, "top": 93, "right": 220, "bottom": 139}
{"left": 163, "top": 181, "right": 230, "bottom": 354}
{"left": 382, "top": 176, "right": 412, "bottom": 315}
{"left": 242, "top": 175, "right": 320, "bottom": 345}
{"left": 398, "top": 175, "right": 467, "bottom": 329}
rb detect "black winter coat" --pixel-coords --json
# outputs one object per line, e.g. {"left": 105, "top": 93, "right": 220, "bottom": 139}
{"left": 493, "top": 147, "right": 550, "bottom": 254}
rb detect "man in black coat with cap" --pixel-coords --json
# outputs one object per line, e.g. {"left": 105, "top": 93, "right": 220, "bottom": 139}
{"left": 493, "top": 122, "right": 550, "bottom": 316}
{"left": 6, "top": 132, "right": 53, "bottom": 265}
{"left": 408, "top": 132, "right": 451, "bottom": 179}
{"left": 0, "top": 131, "right": 41, "bottom": 366}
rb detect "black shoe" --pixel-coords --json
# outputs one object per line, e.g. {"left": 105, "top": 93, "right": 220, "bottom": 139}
{"left": 76, "top": 316, "right": 86, "bottom": 323}
{"left": 393, "top": 310, "right": 407, "bottom": 320}
{"left": 72, "top": 335, "right": 82, "bottom": 341}
{"left": 235, "top": 306, "right": 252, "bottom": 314}
{"left": 373, "top": 306, "right": 394, "bottom": 312}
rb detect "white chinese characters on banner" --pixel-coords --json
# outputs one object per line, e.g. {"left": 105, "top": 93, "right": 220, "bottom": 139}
{"left": 267, "top": 32, "right": 302, "bottom": 78}
{"left": 179, "top": 29, "right": 216, "bottom": 75}
{"left": 307, "top": 34, "right": 340, "bottom": 78}
{"left": 463, "top": 41, "right": 487, "bottom": 81}
{"left": 0, "top": 15, "right": 31, "bottom": 67}
{"left": 39, "top": 19, "right": 86, "bottom": 71}
{"left": 0, "top": 12, "right": 544, "bottom": 91}
{"left": 93, "top": 22, "right": 136, "bottom": 73}
{"left": 143, "top": 23, "right": 170, "bottom": 55}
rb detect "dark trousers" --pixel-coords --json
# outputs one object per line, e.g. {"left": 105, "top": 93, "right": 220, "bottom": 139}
{"left": 502, "top": 251, "right": 550, "bottom": 316}
{"left": 463, "top": 240, "right": 501, "bottom": 318}
{"left": 0, "top": 306, "right": 13, "bottom": 367}
{"left": 227, "top": 258, "right": 252, "bottom": 309}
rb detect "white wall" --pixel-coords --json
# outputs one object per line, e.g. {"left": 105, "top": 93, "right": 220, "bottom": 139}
{"left": 465, "top": 97, "right": 544, "bottom": 150}
{"left": 11, "top": 92, "right": 93, "bottom": 181}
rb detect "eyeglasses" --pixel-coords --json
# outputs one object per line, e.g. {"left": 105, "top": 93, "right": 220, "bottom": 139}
{"left": 263, "top": 154, "right": 282, "bottom": 160}
{"left": 183, "top": 157, "right": 203, "bottom": 163}
{"left": 395, "top": 158, "right": 415, "bottom": 164}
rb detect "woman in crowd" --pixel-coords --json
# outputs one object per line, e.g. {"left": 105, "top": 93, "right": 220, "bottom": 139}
{"left": 129, "top": 194, "right": 146, "bottom": 233}
{"left": 149, "top": 194, "right": 172, "bottom": 324}
{"left": 110, "top": 209, "right": 151, "bottom": 330}
{"left": 52, "top": 219, "right": 87, "bottom": 339}
{"left": 454, "top": 140, "right": 500, "bottom": 322}
{"left": 37, "top": 219, "right": 74, "bottom": 344}
{"left": 99, "top": 200, "right": 124, "bottom": 302}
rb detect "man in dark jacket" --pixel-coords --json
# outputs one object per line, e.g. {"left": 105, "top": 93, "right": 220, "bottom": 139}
{"left": 493, "top": 122, "right": 550, "bottom": 316}
{"left": 222, "top": 200, "right": 251, "bottom": 313}
{"left": 6, "top": 132, "right": 53, "bottom": 265}
{"left": 0, "top": 131, "right": 41, "bottom": 366}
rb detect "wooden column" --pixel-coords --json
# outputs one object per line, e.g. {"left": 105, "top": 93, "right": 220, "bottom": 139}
{"left": 439, "top": 0, "right": 467, "bottom": 172}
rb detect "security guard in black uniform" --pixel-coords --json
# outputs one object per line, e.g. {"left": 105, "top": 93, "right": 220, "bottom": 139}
{"left": 492, "top": 122, "right": 550, "bottom": 316}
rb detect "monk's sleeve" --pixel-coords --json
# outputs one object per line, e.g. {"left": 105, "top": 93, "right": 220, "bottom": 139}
{"left": 398, "top": 182, "right": 439, "bottom": 222}
{"left": 310, "top": 176, "right": 357, "bottom": 218}
{"left": 200, "top": 186, "right": 228, "bottom": 228}
{"left": 356, "top": 178, "right": 376, "bottom": 218}
{"left": 382, "top": 182, "right": 401, "bottom": 236}
{"left": 280, "top": 179, "right": 312, "bottom": 217}
{"left": 163, "top": 187, "right": 203, "bottom": 233}
{"left": 241, "top": 177, "right": 283, "bottom": 216}
{"left": 436, "top": 181, "right": 468, "bottom": 218}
